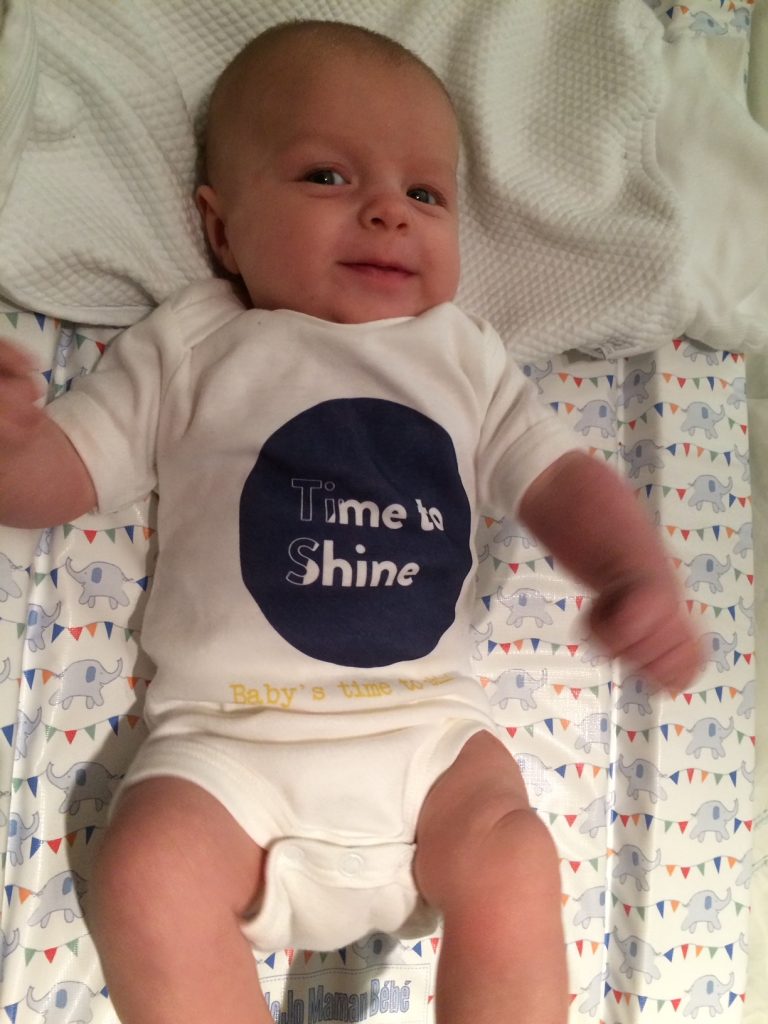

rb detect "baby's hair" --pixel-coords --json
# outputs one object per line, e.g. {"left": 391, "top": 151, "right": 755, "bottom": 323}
{"left": 197, "top": 19, "right": 453, "bottom": 189}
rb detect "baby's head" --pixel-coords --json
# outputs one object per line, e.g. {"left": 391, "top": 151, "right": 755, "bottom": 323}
{"left": 197, "top": 20, "right": 460, "bottom": 324}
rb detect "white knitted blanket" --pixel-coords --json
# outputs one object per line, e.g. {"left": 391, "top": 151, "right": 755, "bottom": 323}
{"left": 0, "top": 0, "right": 766, "bottom": 358}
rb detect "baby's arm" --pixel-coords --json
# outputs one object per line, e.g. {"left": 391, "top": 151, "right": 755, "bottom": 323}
{"left": 0, "top": 339, "right": 96, "bottom": 528}
{"left": 519, "top": 449, "right": 702, "bottom": 694}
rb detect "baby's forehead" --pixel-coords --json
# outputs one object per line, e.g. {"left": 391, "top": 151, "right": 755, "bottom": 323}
{"left": 244, "top": 38, "right": 444, "bottom": 104}
{"left": 204, "top": 28, "right": 458, "bottom": 183}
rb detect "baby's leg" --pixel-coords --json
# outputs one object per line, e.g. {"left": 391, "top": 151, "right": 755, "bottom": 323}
{"left": 88, "top": 777, "right": 272, "bottom": 1024}
{"left": 413, "top": 731, "right": 568, "bottom": 1023}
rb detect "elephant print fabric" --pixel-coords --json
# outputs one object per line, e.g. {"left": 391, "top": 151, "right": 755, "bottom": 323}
{"left": 0, "top": 308, "right": 756, "bottom": 1024}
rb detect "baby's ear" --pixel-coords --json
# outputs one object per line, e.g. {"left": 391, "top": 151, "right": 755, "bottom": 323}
{"left": 195, "top": 185, "right": 240, "bottom": 275}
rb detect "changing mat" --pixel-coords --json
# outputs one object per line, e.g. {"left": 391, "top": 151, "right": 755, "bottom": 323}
{"left": 0, "top": 313, "right": 755, "bottom": 1023}
{"left": 1, "top": 0, "right": 768, "bottom": 359}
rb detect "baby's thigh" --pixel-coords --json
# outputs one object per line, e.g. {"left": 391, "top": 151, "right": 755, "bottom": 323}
{"left": 93, "top": 777, "right": 266, "bottom": 922}
{"left": 413, "top": 731, "right": 533, "bottom": 901}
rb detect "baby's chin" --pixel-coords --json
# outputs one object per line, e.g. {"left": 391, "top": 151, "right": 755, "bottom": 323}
{"left": 240, "top": 279, "right": 455, "bottom": 324}
{"left": 297, "top": 295, "right": 449, "bottom": 325}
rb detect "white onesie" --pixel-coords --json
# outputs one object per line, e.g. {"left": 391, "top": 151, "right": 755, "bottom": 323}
{"left": 48, "top": 279, "right": 580, "bottom": 950}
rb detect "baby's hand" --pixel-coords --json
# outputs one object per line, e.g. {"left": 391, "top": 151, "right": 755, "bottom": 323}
{"left": 589, "top": 572, "right": 703, "bottom": 695}
{"left": 0, "top": 339, "right": 46, "bottom": 446}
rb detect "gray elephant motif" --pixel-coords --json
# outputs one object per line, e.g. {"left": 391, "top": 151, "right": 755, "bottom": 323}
{"left": 690, "top": 800, "right": 737, "bottom": 843}
{"left": 690, "top": 12, "right": 727, "bottom": 36}
{"left": 685, "top": 554, "right": 730, "bottom": 594}
{"left": 737, "top": 679, "right": 755, "bottom": 719}
{"left": 617, "top": 755, "right": 667, "bottom": 803}
{"left": 27, "top": 982, "right": 98, "bottom": 1023}
{"left": 50, "top": 658, "right": 123, "bottom": 710}
{"left": 351, "top": 933, "right": 400, "bottom": 965}
{"left": 733, "top": 521, "right": 752, "bottom": 558}
{"left": 26, "top": 602, "right": 62, "bottom": 652}
{"left": 681, "top": 402, "right": 724, "bottom": 439}
{"left": 46, "top": 761, "right": 119, "bottom": 815}
{"left": 0, "top": 929, "right": 19, "bottom": 983}
{"left": 727, "top": 376, "right": 747, "bottom": 408}
{"left": 489, "top": 668, "right": 547, "bottom": 711}
{"left": 27, "top": 871, "right": 87, "bottom": 928}
{"left": 496, "top": 587, "right": 553, "bottom": 628}
{"left": 736, "top": 851, "right": 752, "bottom": 888}
{"left": 36, "top": 527, "right": 54, "bottom": 556}
{"left": 579, "top": 640, "right": 608, "bottom": 668}
{"left": 621, "top": 439, "right": 665, "bottom": 478}
{"left": 683, "top": 972, "right": 734, "bottom": 1019}
{"left": 0, "top": 551, "right": 23, "bottom": 601}
{"left": 514, "top": 752, "right": 553, "bottom": 798}
{"left": 686, "top": 717, "right": 733, "bottom": 759}
{"left": 616, "top": 675, "right": 653, "bottom": 716}
{"left": 521, "top": 360, "right": 552, "bottom": 394}
{"left": 575, "top": 713, "right": 610, "bottom": 755}
{"left": 681, "top": 889, "right": 731, "bottom": 934}
{"left": 470, "top": 622, "right": 492, "bottom": 661}
{"left": 681, "top": 341, "right": 719, "bottom": 365}
{"left": 612, "top": 930, "right": 661, "bottom": 982}
{"left": 578, "top": 968, "right": 608, "bottom": 1018}
{"left": 14, "top": 707, "right": 42, "bottom": 760}
{"left": 738, "top": 596, "right": 754, "bottom": 637}
{"left": 733, "top": 444, "right": 750, "bottom": 483}
{"left": 620, "top": 362, "right": 655, "bottom": 408}
{"left": 701, "top": 631, "right": 737, "bottom": 673}
{"left": 7, "top": 812, "right": 40, "bottom": 866}
{"left": 612, "top": 844, "right": 661, "bottom": 891}
{"left": 573, "top": 886, "right": 606, "bottom": 929}
{"left": 65, "top": 557, "right": 131, "bottom": 610}
{"left": 54, "top": 325, "right": 75, "bottom": 368}
{"left": 579, "top": 794, "right": 612, "bottom": 839}
{"left": 492, "top": 517, "right": 536, "bottom": 549}
{"left": 574, "top": 400, "right": 616, "bottom": 439}
{"left": 741, "top": 759, "right": 755, "bottom": 798}
{"left": 731, "top": 8, "right": 751, "bottom": 32}
{"left": 688, "top": 475, "right": 732, "bottom": 512}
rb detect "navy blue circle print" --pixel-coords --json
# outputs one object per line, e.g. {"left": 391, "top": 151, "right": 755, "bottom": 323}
{"left": 240, "top": 398, "right": 472, "bottom": 667}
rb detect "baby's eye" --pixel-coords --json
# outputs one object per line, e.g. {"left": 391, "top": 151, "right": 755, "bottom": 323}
{"left": 407, "top": 187, "right": 439, "bottom": 206}
{"left": 305, "top": 169, "right": 348, "bottom": 186}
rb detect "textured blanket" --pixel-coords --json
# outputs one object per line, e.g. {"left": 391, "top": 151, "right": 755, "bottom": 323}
{"left": 0, "top": 0, "right": 766, "bottom": 359}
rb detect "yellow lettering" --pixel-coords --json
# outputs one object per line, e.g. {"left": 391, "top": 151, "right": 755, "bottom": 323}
{"left": 399, "top": 678, "right": 424, "bottom": 692}
{"left": 426, "top": 674, "right": 453, "bottom": 687}
{"left": 228, "top": 683, "right": 298, "bottom": 709}
{"left": 338, "top": 680, "right": 393, "bottom": 699}
{"left": 229, "top": 684, "right": 263, "bottom": 706}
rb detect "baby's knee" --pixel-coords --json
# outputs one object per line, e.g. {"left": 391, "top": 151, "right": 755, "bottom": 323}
{"left": 416, "top": 800, "right": 558, "bottom": 914}
{"left": 491, "top": 805, "right": 560, "bottom": 876}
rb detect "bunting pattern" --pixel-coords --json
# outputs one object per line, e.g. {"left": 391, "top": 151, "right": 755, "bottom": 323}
{"left": 0, "top": 298, "right": 754, "bottom": 1023}
{"left": 472, "top": 334, "right": 754, "bottom": 1024}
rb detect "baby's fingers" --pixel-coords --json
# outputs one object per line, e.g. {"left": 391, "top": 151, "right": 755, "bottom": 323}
{"left": 589, "top": 579, "right": 702, "bottom": 693}
{"left": 617, "top": 620, "right": 704, "bottom": 695}
{"left": 0, "top": 339, "right": 46, "bottom": 437}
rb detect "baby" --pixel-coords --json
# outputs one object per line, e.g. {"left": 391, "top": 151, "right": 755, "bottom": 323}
{"left": 0, "top": 20, "right": 701, "bottom": 1024}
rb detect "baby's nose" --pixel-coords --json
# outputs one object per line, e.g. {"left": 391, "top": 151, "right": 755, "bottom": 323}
{"left": 360, "top": 191, "right": 410, "bottom": 230}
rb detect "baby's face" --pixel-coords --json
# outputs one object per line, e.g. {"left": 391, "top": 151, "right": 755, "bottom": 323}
{"left": 198, "top": 49, "right": 460, "bottom": 323}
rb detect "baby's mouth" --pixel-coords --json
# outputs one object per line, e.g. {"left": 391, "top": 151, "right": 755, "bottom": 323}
{"left": 340, "top": 261, "right": 415, "bottom": 278}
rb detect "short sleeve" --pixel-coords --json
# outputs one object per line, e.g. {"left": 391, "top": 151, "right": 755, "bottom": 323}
{"left": 45, "top": 302, "right": 178, "bottom": 513}
{"left": 475, "top": 327, "right": 584, "bottom": 518}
